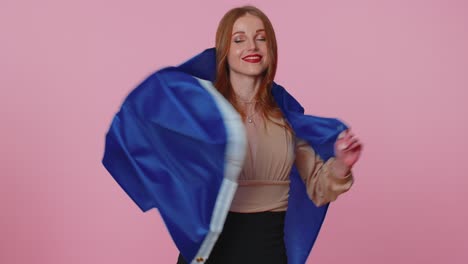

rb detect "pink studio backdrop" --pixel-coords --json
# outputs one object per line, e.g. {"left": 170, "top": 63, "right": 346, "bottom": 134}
{"left": 1, "top": 0, "right": 467, "bottom": 263}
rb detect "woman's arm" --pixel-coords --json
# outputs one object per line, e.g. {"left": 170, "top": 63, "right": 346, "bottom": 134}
{"left": 295, "top": 129, "right": 361, "bottom": 207}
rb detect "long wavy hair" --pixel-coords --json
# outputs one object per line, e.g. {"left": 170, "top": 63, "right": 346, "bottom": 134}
{"left": 214, "top": 5, "right": 292, "bottom": 132}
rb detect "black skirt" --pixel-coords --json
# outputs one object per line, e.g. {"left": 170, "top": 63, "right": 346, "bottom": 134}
{"left": 176, "top": 211, "right": 287, "bottom": 264}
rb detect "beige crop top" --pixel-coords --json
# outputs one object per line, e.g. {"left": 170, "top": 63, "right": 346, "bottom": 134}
{"left": 229, "top": 113, "right": 354, "bottom": 213}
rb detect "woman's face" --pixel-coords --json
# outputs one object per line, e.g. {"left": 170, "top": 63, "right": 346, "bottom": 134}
{"left": 227, "top": 13, "right": 270, "bottom": 79}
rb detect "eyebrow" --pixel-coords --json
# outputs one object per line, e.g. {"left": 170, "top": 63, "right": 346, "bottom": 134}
{"left": 232, "top": 29, "right": 266, "bottom": 36}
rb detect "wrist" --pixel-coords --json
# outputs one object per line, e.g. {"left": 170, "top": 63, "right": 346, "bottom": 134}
{"left": 333, "top": 158, "right": 351, "bottom": 178}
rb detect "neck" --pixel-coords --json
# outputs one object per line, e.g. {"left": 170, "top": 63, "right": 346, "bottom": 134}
{"left": 229, "top": 71, "right": 263, "bottom": 102}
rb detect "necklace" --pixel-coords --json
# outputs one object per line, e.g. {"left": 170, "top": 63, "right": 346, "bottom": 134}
{"left": 247, "top": 110, "right": 257, "bottom": 123}
{"left": 246, "top": 105, "right": 260, "bottom": 124}
{"left": 235, "top": 96, "right": 258, "bottom": 123}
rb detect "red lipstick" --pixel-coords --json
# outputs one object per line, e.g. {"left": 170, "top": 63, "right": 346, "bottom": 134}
{"left": 242, "top": 54, "right": 262, "bottom": 63}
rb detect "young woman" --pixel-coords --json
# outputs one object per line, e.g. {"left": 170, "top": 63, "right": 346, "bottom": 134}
{"left": 175, "top": 5, "right": 361, "bottom": 264}
{"left": 103, "top": 5, "right": 362, "bottom": 264}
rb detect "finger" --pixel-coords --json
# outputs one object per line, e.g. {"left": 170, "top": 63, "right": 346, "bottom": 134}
{"left": 339, "top": 136, "right": 359, "bottom": 149}
{"left": 345, "top": 133, "right": 356, "bottom": 143}
{"left": 344, "top": 141, "right": 362, "bottom": 152}
{"left": 340, "top": 138, "right": 361, "bottom": 151}
{"left": 344, "top": 135, "right": 358, "bottom": 144}
{"left": 337, "top": 143, "right": 348, "bottom": 151}
{"left": 337, "top": 130, "right": 347, "bottom": 140}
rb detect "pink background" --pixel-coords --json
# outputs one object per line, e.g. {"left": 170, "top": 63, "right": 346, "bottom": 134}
{"left": 1, "top": 0, "right": 467, "bottom": 263}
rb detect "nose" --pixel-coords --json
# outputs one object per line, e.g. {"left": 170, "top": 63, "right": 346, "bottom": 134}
{"left": 247, "top": 38, "right": 258, "bottom": 51}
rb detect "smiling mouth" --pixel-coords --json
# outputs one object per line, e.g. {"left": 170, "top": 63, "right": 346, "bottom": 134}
{"left": 242, "top": 54, "right": 262, "bottom": 63}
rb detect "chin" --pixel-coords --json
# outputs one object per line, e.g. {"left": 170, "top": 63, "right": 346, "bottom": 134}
{"left": 230, "top": 64, "right": 268, "bottom": 78}
{"left": 245, "top": 67, "right": 268, "bottom": 76}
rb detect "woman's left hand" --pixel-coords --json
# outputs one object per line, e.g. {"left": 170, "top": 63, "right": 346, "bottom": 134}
{"left": 334, "top": 129, "right": 362, "bottom": 169}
